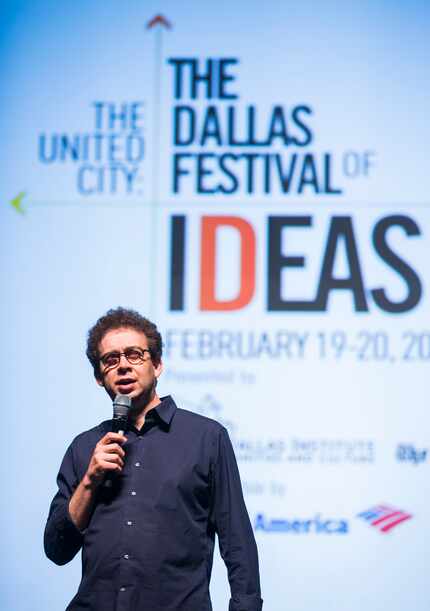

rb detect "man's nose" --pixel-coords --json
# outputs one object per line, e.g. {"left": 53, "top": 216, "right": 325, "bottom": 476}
{"left": 117, "top": 353, "right": 131, "bottom": 370}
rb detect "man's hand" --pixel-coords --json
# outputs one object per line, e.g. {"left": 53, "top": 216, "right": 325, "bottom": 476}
{"left": 83, "top": 432, "right": 127, "bottom": 488}
{"left": 69, "top": 432, "right": 127, "bottom": 531}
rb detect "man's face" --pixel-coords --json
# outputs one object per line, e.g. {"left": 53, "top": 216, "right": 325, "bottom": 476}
{"left": 96, "top": 327, "right": 162, "bottom": 406}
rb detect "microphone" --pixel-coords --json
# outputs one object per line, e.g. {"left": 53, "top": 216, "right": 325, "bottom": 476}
{"left": 112, "top": 393, "right": 131, "bottom": 434}
{"left": 104, "top": 393, "right": 131, "bottom": 488}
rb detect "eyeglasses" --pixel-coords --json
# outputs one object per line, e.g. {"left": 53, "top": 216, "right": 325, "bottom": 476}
{"left": 100, "top": 347, "right": 151, "bottom": 369}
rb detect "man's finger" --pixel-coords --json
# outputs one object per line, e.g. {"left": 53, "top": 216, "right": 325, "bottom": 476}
{"left": 101, "top": 454, "right": 124, "bottom": 467}
{"left": 102, "top": 443, "right": 125, "bottom": 457}
{"left": 101, "top": 432, "right": 127, "bottom": 445}
{"left": 100, "top": 459, "right": 123, "bottom": 471}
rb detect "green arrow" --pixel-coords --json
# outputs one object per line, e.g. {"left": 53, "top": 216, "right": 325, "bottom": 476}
{"left": 10, "top": 191, "right": 27, "bottom": 214}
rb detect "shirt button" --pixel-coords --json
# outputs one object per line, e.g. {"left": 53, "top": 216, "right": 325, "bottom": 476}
{"left": 131, "top": 491, "right": 137, "bottom": 496}
{"left": 135, "top": 462, "right": 141, "bottom": 467}
{"left": 126, "top": 520, "right": 133, "bottom": 526}
{"left": 123, "top": 554, "right": 129, "bottom": 559}
{"left": 119, "top": 587, "right": 126, "bottom": 592}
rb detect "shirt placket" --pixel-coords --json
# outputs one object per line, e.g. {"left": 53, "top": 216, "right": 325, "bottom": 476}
{"left": 116, "top": 434, "right": 145, "bottom": 609}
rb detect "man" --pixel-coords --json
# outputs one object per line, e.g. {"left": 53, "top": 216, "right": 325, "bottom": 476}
{"left": 44, "top": 307, "right": 262, "bottom": 611}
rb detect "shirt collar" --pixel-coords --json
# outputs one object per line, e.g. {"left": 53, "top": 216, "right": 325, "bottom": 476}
{"left": 129, "top": 395, "right": 176, "bottom": 435}
{"left": 100, "top": 395, "right": 177, "bottom": 434}
{"left": 153, "top": 395, "right": 177, "bottom": 427}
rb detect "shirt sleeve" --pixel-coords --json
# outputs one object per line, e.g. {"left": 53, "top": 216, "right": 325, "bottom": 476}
{"left": 44, "top": 442, "right": 84, "bottom": 565}
{"left": 211, "top": 426, "right": 263, "bottom": 611}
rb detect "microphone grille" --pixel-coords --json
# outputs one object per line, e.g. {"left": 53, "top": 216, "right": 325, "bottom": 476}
{"left": 113, "top": 393, "right": 131, "bottom": 419}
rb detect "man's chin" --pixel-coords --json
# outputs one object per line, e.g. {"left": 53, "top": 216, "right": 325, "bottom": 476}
{"left": 105, "top": 380, "right": 156, "bottom": 413}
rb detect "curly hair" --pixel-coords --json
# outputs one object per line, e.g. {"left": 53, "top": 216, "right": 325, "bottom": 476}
{"left": 86, "top": 307, "right": 163, "bottom": 379}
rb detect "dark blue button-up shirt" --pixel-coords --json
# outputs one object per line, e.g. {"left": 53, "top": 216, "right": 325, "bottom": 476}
{"left": 44, "top": 396, "right": 262, "bottom": 611}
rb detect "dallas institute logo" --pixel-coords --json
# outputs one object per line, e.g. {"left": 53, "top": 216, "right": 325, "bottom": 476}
{"left": 357, "top": 504, "right": 412, "bottom": 533}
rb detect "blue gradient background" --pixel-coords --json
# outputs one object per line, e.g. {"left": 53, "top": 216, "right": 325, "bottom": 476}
{"left": 1, "top": 2, "right": 429, "bottom": 610}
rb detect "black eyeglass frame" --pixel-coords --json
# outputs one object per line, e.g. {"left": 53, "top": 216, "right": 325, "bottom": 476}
{"left": 99, "top": 347, "right": 152, "bottom": 369}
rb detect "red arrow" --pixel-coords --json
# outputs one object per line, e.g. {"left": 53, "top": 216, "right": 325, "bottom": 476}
{"left": 146, "top": 14, "right": 172, "bottom": 30}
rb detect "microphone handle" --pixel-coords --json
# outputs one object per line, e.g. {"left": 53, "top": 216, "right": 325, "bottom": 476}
{"left": 112, "top": 416, "right": 128, "bottom": 434}
{"left": 104, "top": 418, "right": 127, "bottom": 488}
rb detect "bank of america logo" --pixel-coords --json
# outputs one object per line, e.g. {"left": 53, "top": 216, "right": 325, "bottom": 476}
{"left": 357, "top": 504, "right": 412, "bottom": 533}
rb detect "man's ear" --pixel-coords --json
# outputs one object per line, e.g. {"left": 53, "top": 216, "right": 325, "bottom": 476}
{"left": 154, "top": 359, "right": 163, "bottom": 379}
{"left": 95, "top": 374, "right": 104, "bottom": 387}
